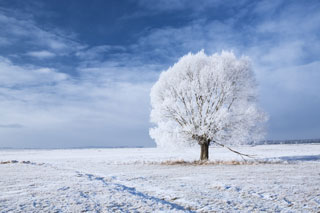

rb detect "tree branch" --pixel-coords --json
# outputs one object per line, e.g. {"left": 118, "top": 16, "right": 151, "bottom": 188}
{"left": 211, "top": 141, "right": 256, "bottom": 160}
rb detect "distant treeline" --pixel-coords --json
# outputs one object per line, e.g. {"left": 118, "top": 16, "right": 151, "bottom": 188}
{"left": 257, "top": 139, "right": 320, "bottom": 145}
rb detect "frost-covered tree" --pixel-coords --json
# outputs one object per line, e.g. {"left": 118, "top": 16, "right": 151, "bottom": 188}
{"left": 150, "top": 50, "right": 266, "bottom": 160}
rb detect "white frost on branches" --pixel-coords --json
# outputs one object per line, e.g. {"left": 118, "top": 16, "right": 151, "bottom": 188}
{"left": 150, "top": 50, "right": 267, "bottom": 148}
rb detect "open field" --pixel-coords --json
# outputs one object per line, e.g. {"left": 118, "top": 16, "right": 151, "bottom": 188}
{"left": 1, "top": 144, "right": 320, "bottom": 212}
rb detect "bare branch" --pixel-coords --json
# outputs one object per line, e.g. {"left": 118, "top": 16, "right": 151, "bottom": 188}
{"left": 211, "top": 141, "right": 256, "bottom": 159}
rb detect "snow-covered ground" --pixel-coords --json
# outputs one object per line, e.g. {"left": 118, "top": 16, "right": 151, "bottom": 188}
{"left": 1, "top": 144, "right": 320, "bottom": 212}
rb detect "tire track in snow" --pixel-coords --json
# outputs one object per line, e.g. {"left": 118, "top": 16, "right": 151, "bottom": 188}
{"left": 77, "top": 172, "right": 194, "bottom": 212}
{"left": 43, "top": 161, "right": 195, "bottom": 212}
{"left": 1, "top": 161, "right": 194, "bottom": 212}
{"left": 8, "top": 161, "right": 193, "bottom": 212}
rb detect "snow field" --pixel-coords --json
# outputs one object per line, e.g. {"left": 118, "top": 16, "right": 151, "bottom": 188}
{"left": 1, "top": 144, "right": 320, "bottom": 212}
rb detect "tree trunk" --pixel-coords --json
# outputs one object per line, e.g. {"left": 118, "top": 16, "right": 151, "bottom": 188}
{"left": 200, "top": 142, "right": 209, "bottom": 161}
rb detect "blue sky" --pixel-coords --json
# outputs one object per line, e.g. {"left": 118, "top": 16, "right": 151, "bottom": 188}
{"left": 0, "top": 0, "right": 319, "bottom": 148}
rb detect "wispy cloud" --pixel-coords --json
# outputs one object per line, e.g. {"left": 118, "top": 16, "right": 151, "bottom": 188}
{"left": 134, "top": 0, "right": 248, "bottom": 14}
{"left": 26, "top": 50, "right": 56, "bottom": 59}
{"left": 0, "top": 8, "right": 83, "bottom": 62}
{"left": 0, "top": 124, "right": 24, "bottom": 128}
{"left": 0, "top": 57, "right": 67, "bottom": 87}
{"left": 0, "top": 53, "right": 157, "bottom": 148}
{"left": 126, "top": 0, "right": 320, "bottom": 140}
{"left": 0, "top": 0, "right": 319, "bottom": 148}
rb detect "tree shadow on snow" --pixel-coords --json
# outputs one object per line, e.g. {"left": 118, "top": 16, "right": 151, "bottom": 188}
{"left": 278, "top": 155, "right": 320, "bottom": 162}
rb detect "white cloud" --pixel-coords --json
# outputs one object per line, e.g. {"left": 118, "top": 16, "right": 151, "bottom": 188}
{"left": 0, "top": 1, "right": 319, "bottom": 147}
{"left": 0, "top": 57, "right": 68, "bottom": 87}
{"left": 0, "top": 55, "right": 157, "bottom": 148}
{"left": 26, "top": 50, "right": 56, "bottom": 59}
{"left": 75, "top": 45, "right": 126, "bottom": 65}
{"left": 0, "top": 124, "right": 23, "bottom": 128}
{"left": 135, "top": 0, "right": 248, "bottom": 13}
{"left": 0, "top": 37, "right": 10, "bottom": 46}
{"left": 0, "top": 9, "right": 82, "bottom": 56}
{"left": 125, "top": 1, "right": 320, "bottom": 140}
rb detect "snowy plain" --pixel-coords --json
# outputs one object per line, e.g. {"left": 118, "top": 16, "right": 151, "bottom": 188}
{"left": 0, "top": 144, "right": 320, "bottom": 212}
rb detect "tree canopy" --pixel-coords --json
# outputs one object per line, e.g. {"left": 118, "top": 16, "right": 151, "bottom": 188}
{"left": 150, "top": 50, "right": 266, "bottom": 160}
